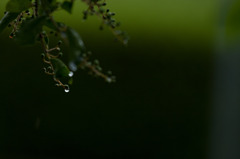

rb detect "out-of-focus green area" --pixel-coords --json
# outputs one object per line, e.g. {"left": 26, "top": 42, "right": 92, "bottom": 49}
{"left": 0, "top": 0, "right": 218, "bottom": 48}
{"left": 0, "top": 0, "right": 218, "bottom": 159}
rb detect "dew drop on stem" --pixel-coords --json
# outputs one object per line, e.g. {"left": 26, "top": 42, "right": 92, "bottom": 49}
{"left": 64, "top": 85, "right": 70, "bottom": 93}
{"left": 64, "top": 89, "right": 70, "bottom": 93}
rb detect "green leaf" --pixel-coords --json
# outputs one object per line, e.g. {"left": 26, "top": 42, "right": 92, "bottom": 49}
{"left": 15, "top": 16, "right": 47, "bottom": 45}
{"left": 61, "top": 1, "right": 74, "bottom": 14}
{"left": 39, "top": 0, "right": 58, "bottom": 14}
{"left": 44, "top": 18, "right": 65, "bottom": 31}
{"left": 6, "top": 0, "right": 32, "bottom": 13}
{"left": 61, "top": 27, "right": 86, "bottom": 71}
{"left": 0, "top": 12, "right": 18, "bottom": 34}
{"left": 50, "top": 58, "right": 70, "bottom": 78}
{"left": 44, "top": 19, "right": 86, "bottom": 72}
{"left": 226, "top": 1, "right": 240, "bottom": 38}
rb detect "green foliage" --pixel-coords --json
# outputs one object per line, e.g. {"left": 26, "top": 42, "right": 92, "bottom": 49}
{"left": 61, "top": 0, "right": 74, "bottom": 14}
{"left": 0, "top": 12, "right": 18, "bottom": 33}
{"left": 50, "top": 58, "right": 70, "bottom": 78}
{"left": 64, "top": 27, "right": 86, "bottom": 71}
{"left": 15, "top": 16, "right": 47, "bottom": 45}
{"left": 226, "top": 0, "right": 240, "bottom": 38}
{"left": 0, "top": 0, "right": 128, "bottom": 92}
{"left": 6, "top": 0, "right": 31, "bottom": 13}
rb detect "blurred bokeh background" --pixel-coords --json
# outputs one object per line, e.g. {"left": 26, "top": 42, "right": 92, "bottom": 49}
{"left": 1, "top": 0, "right": 240, "bottom": 159}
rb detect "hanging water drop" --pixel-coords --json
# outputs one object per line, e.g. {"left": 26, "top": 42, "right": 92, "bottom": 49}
{"left": 64, "top": 85, "right": 70, "bottom": 93}
{"left": 68, "top": 71, "right": 74, "bottom": 77}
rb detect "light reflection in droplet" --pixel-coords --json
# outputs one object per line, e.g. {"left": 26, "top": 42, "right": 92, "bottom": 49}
{"left": 68, "top": 71, "right": 74, "bottom": 77}
{"left": 64, "top": 89, "right": 70, "bottom": 93}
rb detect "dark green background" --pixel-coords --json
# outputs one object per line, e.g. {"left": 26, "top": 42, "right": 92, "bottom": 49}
{"left": 0, "top": 0, "right": 216, "bottom": 158}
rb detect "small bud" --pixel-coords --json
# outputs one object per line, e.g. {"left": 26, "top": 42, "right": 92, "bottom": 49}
{"left": 9, "top": 32, "right": 14, "bottom": 39}
{"left": 99, "top": 8, "right": 105, "bottom": 14}
{"left": 58, "top": 52, "right": 63, "bottom": 57}
{"left": 106, "top": 9, "right": 110, "bottom": 13}
{"left": 105, "top": 77, "right": 112, "bottom": 83}
{"left": 41, "top": 53, "right": 45, "bottom": 59}
{"left": 55, "top": 83, "right": 60, "bottom": 87}
{"left": 58, "top": 40, "right": 62, "bottom": 45}
{"left": 42, "top": 31, "right": 46, "bottom": 35}
{"left": 94, "top": 59, "right": 99, "bottom": 65}
{"left": 56, "top": 47, "right": 60, "bottom": 51}
{"left": 47, "top": 66, "right": 52, "bottom": 72}
{"left": 106, "top": 15, "right": 111, "bottom": 19}
{"left": 83, "top": 15, "right": 87, "bottom": 20}
{"left": 96, "top": 66, "right": 102, "bottom": 71}
{"left": 83, "top": 11, "right": 88, "bottom": 19}
{"left": 102, "top": 2, "right": 107, "bottom": 6}
{"left": 107, "top": 71, "right": 112, "bottom": 75}
{"left": 83, "top": 10, "right": 88, "bottom": 15}
{"left": 111, "top": 25, "right": 116, "bottom": 29}
{"left": 43, "top": 68, "right": 47, "bottom": 72}
{"left": 90, "top": 9, "right": 96, "bottom": 14}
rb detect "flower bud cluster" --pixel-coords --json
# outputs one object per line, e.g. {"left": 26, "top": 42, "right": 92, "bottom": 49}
{"left": 78, "top": 52, "right": 116, "bottom": 83}
{"left": 39, "top": 32, "right": 71, "bottom": 91}
{"left": 82, "top": 0, "right": 129, "bottom": 45}
{"left": 6, "top": 10, "right": 32, "bottom": 39}
{"left": 2, "top": 0, "right": 127, "bottom": 92}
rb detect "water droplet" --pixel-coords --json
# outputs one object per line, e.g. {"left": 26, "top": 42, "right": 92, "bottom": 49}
{"left": 64, "top": 85, "right": 70, "bottom": 93}
{"left": 68, "top": 71, "right": 74, "bottom": 77}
